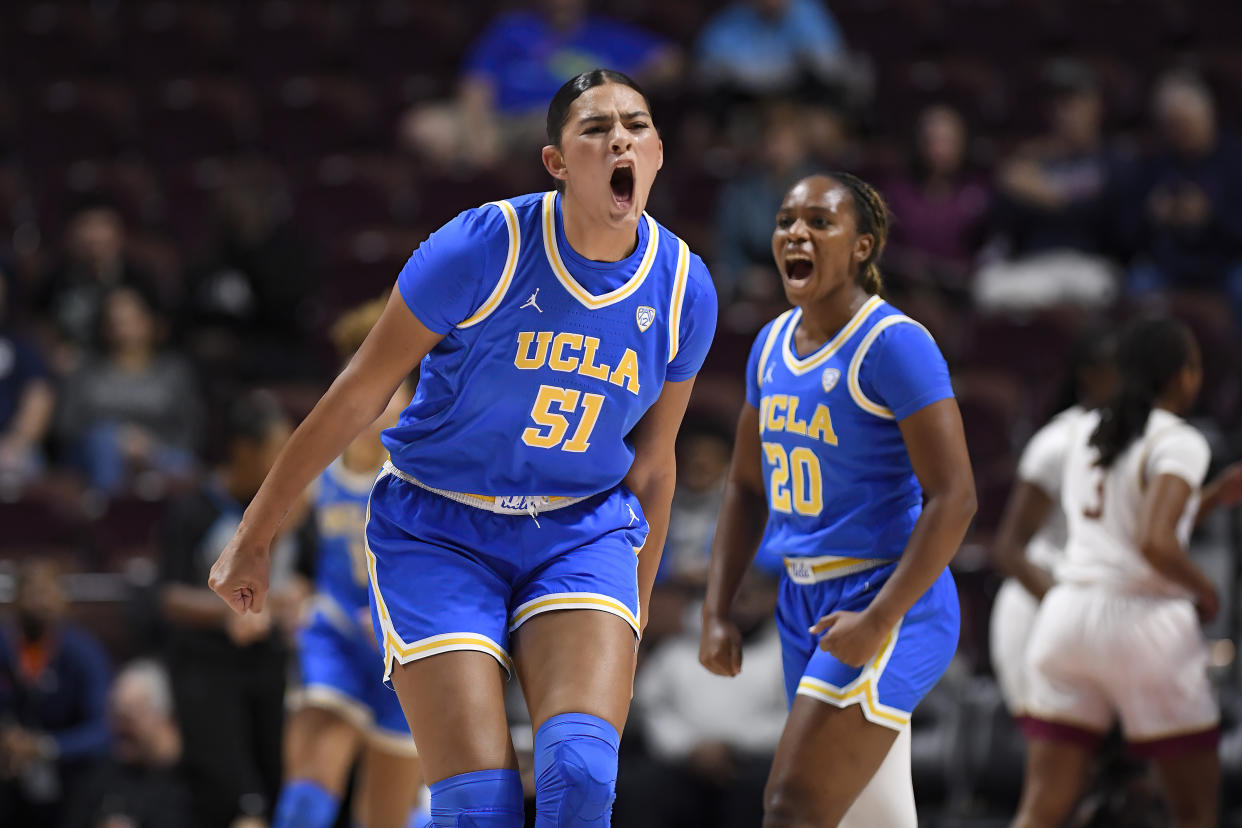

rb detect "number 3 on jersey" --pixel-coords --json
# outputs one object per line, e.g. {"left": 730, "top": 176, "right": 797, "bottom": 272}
{"left": 763, "top": 442, "right": 823, "bottom": 516}
{"left": 523, "top": 384, "right": 605, "bottom": 452}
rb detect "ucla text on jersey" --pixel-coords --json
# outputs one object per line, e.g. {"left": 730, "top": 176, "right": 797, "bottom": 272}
{"left": 747, "top": 296, "right": 954, "bottom": 562}
{"left": 383, "top": 191, "right": 716, "bottom": 498}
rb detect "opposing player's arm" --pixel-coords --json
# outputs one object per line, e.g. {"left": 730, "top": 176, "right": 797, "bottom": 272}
{"left": 867, "top": 399, "right": 977, "bottom": 628}
{"left": 625, "top": 376, "right": 699, "bottom": 632}
{"left": 1138, "top": 473, "right": 1218, "bottom": 618}
{"left": 990, "top": 481, "right": 1055, "bottom": 599}
{"left": 209, "top": 286, "right": 442, "bottom": 614}
{"left": 700, "top": 403, "right": 768, "bottom": 676}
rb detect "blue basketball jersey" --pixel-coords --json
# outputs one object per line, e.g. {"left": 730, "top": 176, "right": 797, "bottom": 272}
{"left": 311, "top": 459, "right": 375, "bottom": 633}
{"left": 745, "top": 296, "right": 953, "bottom": 561}
{"left": 382, "top": 191, "right": 717, "bottom": 496}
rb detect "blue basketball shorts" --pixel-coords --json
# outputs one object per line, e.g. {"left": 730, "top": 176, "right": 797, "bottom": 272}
{"left": 365, "top": 463, "right": 650, "bottom": 682}
{"left": 294, "top": 603, "right": 417, "bottom": 755}
{"left": 775, "top": 556, "right": 959, "bottom": 731}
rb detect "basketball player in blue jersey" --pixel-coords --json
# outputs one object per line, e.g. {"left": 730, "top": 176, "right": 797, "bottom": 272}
{"left": 700, "top": 173, "right": 976, "bottom": 827}
{"left": 273, "top": 299, "right": 425, "bottom": 828}
{"left": 209, "top": 68, "right": 717, "bottom": 828}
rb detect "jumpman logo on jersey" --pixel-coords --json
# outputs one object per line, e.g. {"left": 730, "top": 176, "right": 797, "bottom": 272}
{"left": 764, "top": 362, "right": 775, "bottom": 385}
{"left": 520, "top": 289, "right": 543, "bottom": 313}
{"left": 626, "top": 503, "right": 640, "bottom": 527}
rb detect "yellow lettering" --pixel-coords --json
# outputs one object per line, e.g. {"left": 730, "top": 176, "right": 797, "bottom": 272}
{"left": 766, "top": 394, "right": 787, "bottom": 433}
{"left": 763, "top": 442, "right": 792, "bottom": 513}
{"left": 522, "top": 385, "right": 579, "bottom": 448}
{"left": 549, "top": 333, "right": 583, "bottom": 372}
{"left": 515, "top": 331, "right": 552, "bottom": 369}
{"left": 759, "top": 398, "right": 771, "bottom": 434}
{"left": 807, "top": 404, "right": 838, "bottom": 446}
{"left": 609, "top": 348, "right": 640, "bottom": 395}
{"left": 578, "top": 336, "right": 611, "bottom": 381}
{"left": 786, "top": 396, "right": 808, "bottom": 436}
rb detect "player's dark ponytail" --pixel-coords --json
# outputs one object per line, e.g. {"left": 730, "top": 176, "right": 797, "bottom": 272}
{"left": 831, "top": 171, "right": 889, "bottom": 296}
{"left": 546, "top": 69, "right": 652, "bottom": 193}
{"left": 1090, "top": 316, "right": 1193, "bottom": 468}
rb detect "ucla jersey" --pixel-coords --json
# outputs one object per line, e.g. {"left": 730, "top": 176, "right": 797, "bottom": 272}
{"left": 382, "top": 191, "right": 716, "bottom": 496}
{"left": 311, "top": 459, "right": 374, "bottom": 634}
{"left": 747, "top": 296, "right": 953, "bottom": 561}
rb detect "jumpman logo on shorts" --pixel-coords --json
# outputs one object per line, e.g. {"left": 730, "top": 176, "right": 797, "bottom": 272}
{"left": 626, "top": 503, "right": 639, "bottom": 527}
{"left": 521, "top": 289, "right": 543, "bottom": 313}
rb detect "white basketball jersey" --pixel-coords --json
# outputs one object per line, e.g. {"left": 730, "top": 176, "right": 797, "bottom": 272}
{"left": 1015, "top": 406, "right": 1085, "bottom": 567}
{"left": 1057, "top": 408, "right": 1210, "bottom": 596}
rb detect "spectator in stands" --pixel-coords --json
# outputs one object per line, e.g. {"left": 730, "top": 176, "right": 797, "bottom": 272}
{"left": 0, "top": 263, "right": 53, "bottom": 492}
{"left": 57, "top": 285, "right": 201, "bottom": 495}
{"left": 695, "top": 0, "right": 860, "bottom": 109}
{"left": 400, "top": 0, "right": 680, "bottom": 171}
{"left": 883, "top": 104, "right": 991, "bottom": 292}
{"left": 662, "top": 420, "right": 734, "bottom": 584}
{"left": 185, "top": 162, "right": 321, "bottom": 381}
{"left": 1122, "top": 69, "right": 1242, "bottom": 318}
{"left": 34, "top": 202, "right": 161, "bottom": 371}
{"left": 713, "top": 102, "right": 817, "bottom": 309}
{"left": 977, "top": 60, "right": 1124, "bottom": 311}
{"left": 0, "top": 561, "right": 111, "bottom": 825}
{"left": 615, "top": 572, "right": 786, "bottom": 828}
{"left": 157, "top": 391, "right": 315, "bottom": 828}
{"left": 63, "top": 659, "right": 194, "bottom": 828}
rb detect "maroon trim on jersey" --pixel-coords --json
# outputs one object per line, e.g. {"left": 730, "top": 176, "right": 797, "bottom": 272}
{"left": 1020, "top": 715, "right": 1107, "bottom": 749}
{"left": 1127, "top": 725, "right": 1220, "bottom": 759}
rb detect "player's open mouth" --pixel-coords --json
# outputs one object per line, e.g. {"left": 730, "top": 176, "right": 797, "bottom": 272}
{"left": 610, "top": 163, "right": 635, "bottom": 209}
{"left": 784, "top": 254, "right": 814, "bottom": 286}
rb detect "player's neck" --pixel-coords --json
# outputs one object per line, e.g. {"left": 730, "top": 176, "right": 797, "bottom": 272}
{"left": 560, "top": 193, "right": 639, "bottom": 262}
{"left": 798, "top": 286, "right": 869, "bottom": 347}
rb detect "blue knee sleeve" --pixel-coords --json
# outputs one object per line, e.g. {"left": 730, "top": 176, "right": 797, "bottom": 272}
{"left": 272, "top": 779, "right": 339, "bottom": 828}
{"left": 429, "top": 769, "right": 524, "bottom": 828}
{"left": 533, "top": 713, "right": 620, "bottom": 827}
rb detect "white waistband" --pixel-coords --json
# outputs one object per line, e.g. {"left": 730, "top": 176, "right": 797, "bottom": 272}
{"left": 382, "top": 461, "right": 590, "bottom": 515}
{"left": 784, "top": 555, "right": 891, "bottom": 585}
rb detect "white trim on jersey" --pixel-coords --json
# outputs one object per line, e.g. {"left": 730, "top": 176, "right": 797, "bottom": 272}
{"left": 756, "top": 309, "right": 794, "bottom": 391}
{"left": 539, "top": 191, "right": 660, "bottom": 309}
{"left": 781, "top": 295, "right": 884, "bottom": 376}
{"left": 459, "top": 199, "right": 521, "bottom": 329}
{"left": 847, "top": 315, "right": 937, "bottom": 420}
{"left": 666, "top": 239, "right": 690, "bottom": 364}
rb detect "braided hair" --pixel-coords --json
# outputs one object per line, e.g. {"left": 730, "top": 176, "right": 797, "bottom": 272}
{"left": 829, "top": 171, "right": 889, "bottom": 296}
{"left": 1090, "top": 316, "right": 1194, "bottom": 468}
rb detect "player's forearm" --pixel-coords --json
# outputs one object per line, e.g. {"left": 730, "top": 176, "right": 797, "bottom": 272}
{"left": 628, "top": 464, "right": 676, "bottom": 626}
{"left": 238, "top": 371, "right": 396, "bottom": 542}
{"left": 702, "top": 481, "right": 768, "bottom": 620}
{"left": 1141, "top": 539, "right": 1214, "bottom": 597}
{"left": 868, "top": 485, "right": 976, "bottom": 627}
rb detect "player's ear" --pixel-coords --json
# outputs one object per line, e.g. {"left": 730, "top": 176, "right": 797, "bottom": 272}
{"left": 656, "top": 137, "right": 664, "bottom": 172}
{"left": 542, "top": 144, "right": 569, "bottom": 185}
{"left": 853, "top": 233, "right": 874, "bottom": 264}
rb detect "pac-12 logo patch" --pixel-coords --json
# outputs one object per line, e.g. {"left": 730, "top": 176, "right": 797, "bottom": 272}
{"left": 822, "top": 367, "right": 840, "bottom": 392}
{"left": 636, "top": 306, "right": 656, "bottom": 332}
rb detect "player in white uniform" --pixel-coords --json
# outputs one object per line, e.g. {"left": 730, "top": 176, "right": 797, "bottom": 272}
{"left": 989, "top": 331, "right": 1115, "bottom": 719}
{"left": 1014, "top": 317, "right": 1242, "bottom": 828}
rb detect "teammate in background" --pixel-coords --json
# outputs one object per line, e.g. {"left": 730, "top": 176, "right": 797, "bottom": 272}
{"left": 700, "top": 172, "right": 975, "bottom": 827}
{"left": 1015, "top": 317, "right": 1242, "bottom": 828}
{"left": 273, "top": 298, "right": 423, "bottom": 828}
{"left": 988, "top": 328, "right": 1117, "bottom": 720}
{"left": 210, "top": 68, "right": 717, "bottom": 827}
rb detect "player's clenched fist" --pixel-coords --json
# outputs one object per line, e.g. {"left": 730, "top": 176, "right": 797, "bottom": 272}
{"left": 699, "top": 613, "right": 743, "bottom": 677}
{"left": 208, "top": 533, "right": 271, "bottom": 615}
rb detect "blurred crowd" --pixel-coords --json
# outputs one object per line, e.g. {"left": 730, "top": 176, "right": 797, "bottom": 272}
{"left": 2, "top": 0, "right": 1242, "bottom": 826}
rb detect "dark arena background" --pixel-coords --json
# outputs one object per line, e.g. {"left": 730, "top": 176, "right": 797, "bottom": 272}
{"left": 2, "top": 1, "right": 1242, "bottom": 826}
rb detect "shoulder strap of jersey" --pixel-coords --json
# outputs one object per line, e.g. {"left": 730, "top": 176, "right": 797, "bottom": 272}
{"left": 458, "top": 199, "right": 521, "bottom": 329}
{"left": 757, "top": 309, "right": 795, "bottom": 391}
{"left": 847, "top": 314, "right": 936, "bottom": 420}
{"left": 667, "top": 238, "right": 691, "bottom": 364}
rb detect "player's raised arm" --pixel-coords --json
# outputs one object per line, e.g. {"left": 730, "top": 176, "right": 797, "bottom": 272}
{"left": 208, "top": 287, "right": 441, "bottom": 614}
